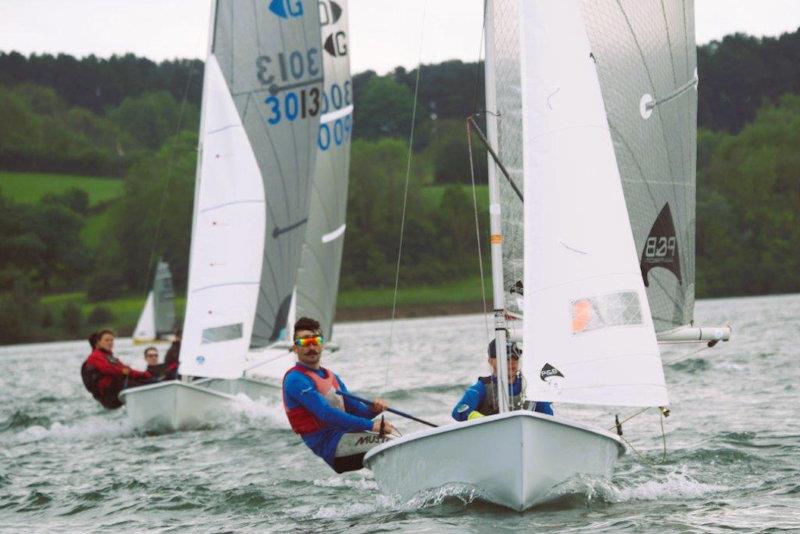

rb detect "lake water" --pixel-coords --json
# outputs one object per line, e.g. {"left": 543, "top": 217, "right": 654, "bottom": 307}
{"left": 1, "top": 294, "right": 798, "bottom": 532}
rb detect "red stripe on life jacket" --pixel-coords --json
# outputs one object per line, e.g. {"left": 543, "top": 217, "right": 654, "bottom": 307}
{"left": 283, "top": 365, "right": 341, "bottom": 435}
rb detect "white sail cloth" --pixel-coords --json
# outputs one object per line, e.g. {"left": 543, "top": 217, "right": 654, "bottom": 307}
{"left": 180, "top": 56, "right": 266, "bottom": 379}
{"left": 133, "top": 292, "right": 156, "bottom": 342}
{"left": 519, "top": 0, "right": 667, "bottom": 407}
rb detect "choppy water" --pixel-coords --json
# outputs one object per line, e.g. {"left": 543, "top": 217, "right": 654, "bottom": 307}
{"left": 1, "top": 294, "right": 799, "bottom": 533}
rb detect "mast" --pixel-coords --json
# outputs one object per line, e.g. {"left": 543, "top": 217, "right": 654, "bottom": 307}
{"left": 484, "top": 0, "right": 510, "bottom": 413}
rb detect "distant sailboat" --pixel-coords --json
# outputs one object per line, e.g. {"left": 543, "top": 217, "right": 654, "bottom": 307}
{"left": 132, "top": 260, "right": 175, "bottom": 344}
{"left": 365, "top": 0, "right": 728, "bottom": 510}
{"left": 120, "top": 0, "right": 352, "bottom": 431}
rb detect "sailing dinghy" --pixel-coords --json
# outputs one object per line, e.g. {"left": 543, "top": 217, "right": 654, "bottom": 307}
{"left": 121, "top": 0, "right": 348, "bottom": 431}
{"left": 132, "top": 260, "right": 176, "bottom": 345}
{"left": 366, "top": 0, "right": 726, "bottom": 510}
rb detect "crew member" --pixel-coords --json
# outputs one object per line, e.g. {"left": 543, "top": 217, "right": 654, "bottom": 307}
{"left": 451, "top": 339, "right": 553, "bottom": 421}
{"left": 163, "top": 329, "right": 181, "bottom": 379}
{"left": 282, "top": 317, "right": 397, "bottom": 473}
{"left": 81, "top": 329, "right": 153, "bottom": 409}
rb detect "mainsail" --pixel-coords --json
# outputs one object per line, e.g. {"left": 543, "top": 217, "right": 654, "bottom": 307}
{"left": 133, "top": 260, "right": 175, "bottom": 342}
{"left": 488, "top": 0, "right": 667, "bottom": 407}
{"left": 295, "top": 0, "right": 353, "bottom": 340}
{"left": 580, "top": 0, "right": 697, "bottom": 333}
{"left": 181, "top": 0, "right": 323, "bottom": 379}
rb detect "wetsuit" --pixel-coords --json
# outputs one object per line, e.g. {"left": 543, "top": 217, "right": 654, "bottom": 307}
{"left": 451, "top": 375, "right": 553, "bottom": 421}
{"left": 146, "top": 362, "right": 178, "bottom": 380}
{"left": 158, "top": 340, "right": 180, "bottom": 380}
{"left": 81, "top": 349, "right": 152, "bottom": 409}
{"left": 283, "top": 363, "right": 383, "bottom": 473}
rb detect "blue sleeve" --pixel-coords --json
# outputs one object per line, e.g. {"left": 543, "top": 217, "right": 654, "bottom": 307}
{"left": 533, "top": 401, "right": 554, "bottom": 415}
{"left": 336, "top": 375, "right": 378, "bottom": 419}
{"left": 451, "top": 380, "right": 486, "bottom": 421}
{"left": 284, "top": 372, "right": 373, "bottom": 432}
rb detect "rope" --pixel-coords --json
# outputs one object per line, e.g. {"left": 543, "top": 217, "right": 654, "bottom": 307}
{"left": 662, "top": 343, "right": 710, "bottom": 366}
{"left": 468, "top": 2, "right": 490, "bottom": 342}
{"left": 383, "top": 2, "right": 427, "bottom": 392}
{"left": 142, "top": 58, "right": 198, "bottom": 295}
{"left": 609, "top": 406, "right": 670, "bottom": 467}
{"left": 466, "top": 120, "right": 490, "bottom": 339}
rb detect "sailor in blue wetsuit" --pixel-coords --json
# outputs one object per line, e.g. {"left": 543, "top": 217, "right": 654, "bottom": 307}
{"left": 452, "top": 339, "right": 553, "bottom": 421}
{"left": 282, "top": 317, "right": 398, "bottom": 473}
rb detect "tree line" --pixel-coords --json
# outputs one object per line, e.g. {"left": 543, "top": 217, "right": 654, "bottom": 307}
{"left": 1, "top": 27, "right": 799, "bottom": 342}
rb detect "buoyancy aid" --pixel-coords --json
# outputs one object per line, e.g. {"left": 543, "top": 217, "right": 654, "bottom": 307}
{"left": 476, "top": 375, "right": 524, "bottom": 416}
{"left": 80, "top": 360, "right": 124, "bottom": 409}
{"left": 283, "top": 365, "right": 344, "bottom": 434}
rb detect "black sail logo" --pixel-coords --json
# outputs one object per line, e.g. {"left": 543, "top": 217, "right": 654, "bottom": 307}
{"left": 324, "top": 31, "right": 347, "bottom": 57}
{"left": 319, "top": 0, "right": 343, "bottom": 25}
{"left": 540, "top": 363, "right": 564, "bottom": 382}
{"left": 640, "top": 203, "right": 682, "bottom": 287}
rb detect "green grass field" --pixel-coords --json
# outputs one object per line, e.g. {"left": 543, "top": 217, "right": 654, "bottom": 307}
{"left": 41, "top": 276, "right": 486, "bottom": 334}
{"left": 0, "top": 171, "right": 124, "bottom": 205}
{"left": 421, "top": 184, "right": 489, "bottom": 211}
{"left": 337, "top": 276, "right": 486, "bottom": 309}
{"left": 42, "top": 292, "right": 187, "bottom": 332}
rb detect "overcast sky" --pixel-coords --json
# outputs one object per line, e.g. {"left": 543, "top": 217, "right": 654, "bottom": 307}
{"left": 2, "top": 1, "right": 799, "bottom": 75}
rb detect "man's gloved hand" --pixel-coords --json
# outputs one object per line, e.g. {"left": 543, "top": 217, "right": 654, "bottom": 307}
{"left": 467, "top": 411, "right": 485, "bottom": 420}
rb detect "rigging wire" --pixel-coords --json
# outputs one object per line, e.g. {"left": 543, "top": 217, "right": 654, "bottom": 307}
{"left": 382, "top": 2, "right": 427, "bottom": 393}
{"left": 141, "top": 58, "right": 198, "bottom": 297}
{"left": 466, "top": 120, "right": 490, "bottom": 340}
{"left": 469, "top": 2, "right": 490, "bottom": 341}
{"left": 609, "top": 406, "right": 670, "bottom": 467}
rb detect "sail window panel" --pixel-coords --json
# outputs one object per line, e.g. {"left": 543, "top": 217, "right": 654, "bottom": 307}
{"left": 571, "top": 291, "right": 643, "bottom": 334}
{"left": 202, "top": 323, "right": 244, "bottom": 344}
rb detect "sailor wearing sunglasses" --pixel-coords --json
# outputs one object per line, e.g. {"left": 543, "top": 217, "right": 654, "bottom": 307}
{"left": 282, "top": 317, "right": 397, "bottom": 473}
{"left": 451, "top": 339, "right": 553, "bottom": 421}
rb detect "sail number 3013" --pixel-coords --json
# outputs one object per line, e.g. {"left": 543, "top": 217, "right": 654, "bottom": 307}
{"left": 264, "top": 89, "right": 320, "bottom": 124}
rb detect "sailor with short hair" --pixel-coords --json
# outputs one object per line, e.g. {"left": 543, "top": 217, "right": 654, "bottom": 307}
{"left": 282, "top": 317, "right": 397, "bottom": 473}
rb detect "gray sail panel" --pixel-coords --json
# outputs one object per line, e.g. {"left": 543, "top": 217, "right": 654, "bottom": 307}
{"left": 152, "top": 260, "right": 175, "bottom": 336}
{"left": 212, "top": 0, "right": 323, "bottom": 346}
{"left": 490, "top": 0, "right": 525, "bottom": 316}
{"left": 295, "top": 0, "right": 352, "bottom": 340}
{"left": 580, "top": 0, "right": 697, "bottom": 332}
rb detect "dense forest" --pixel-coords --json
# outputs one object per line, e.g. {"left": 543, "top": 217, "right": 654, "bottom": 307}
{"left": 1, "top": 28, "right": 799, "bottom": 342}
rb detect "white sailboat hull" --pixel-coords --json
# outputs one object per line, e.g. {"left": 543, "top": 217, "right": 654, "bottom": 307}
{"left": 119, "top": 381, "right": 237, "bottom": 432}
{"left": 195, "top": 376, "right": 280, "bottom": 398}
{"left": 363, "top": 411, "right": 624, "bottom": 511}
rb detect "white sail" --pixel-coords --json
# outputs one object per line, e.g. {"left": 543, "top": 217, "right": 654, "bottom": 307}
{"left": 295, "top": 0, "right": 353, "bottom": 340}
{"left": 133, "top": 291, "right": 156, "bottom": 342}
{"left": 180, "top": 0, "right": 323, "bottom": 379}
{"left": 519, "top": 0, "right": 667, "bottom": 407}
{"left": 179, "top": 55, "right": 267, "bottom": 379}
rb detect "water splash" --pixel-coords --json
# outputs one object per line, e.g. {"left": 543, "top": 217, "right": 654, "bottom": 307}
{"left": 4, "top": 414, "right": 135, "bottom": 445}
{"left": 228, "top": 394, "right": 289, "bottom": 429}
